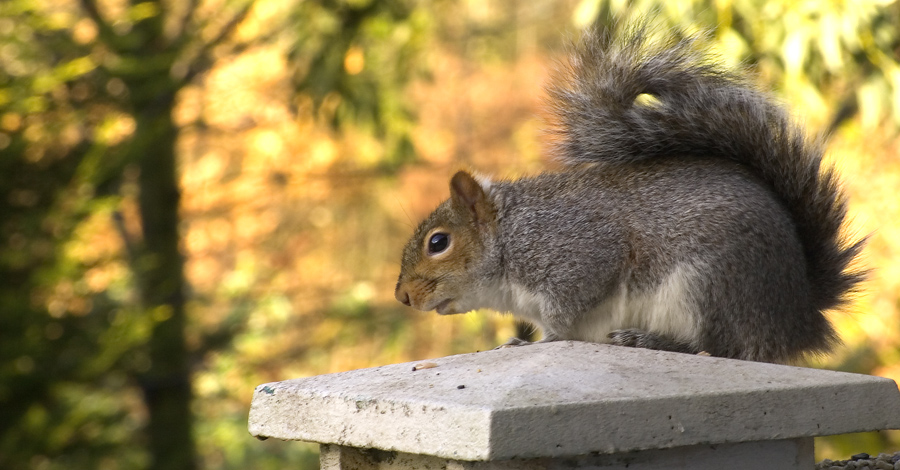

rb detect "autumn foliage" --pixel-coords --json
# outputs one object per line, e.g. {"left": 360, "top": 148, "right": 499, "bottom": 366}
{"left": 2, "top": 0, "right": 900, "bottom": 469}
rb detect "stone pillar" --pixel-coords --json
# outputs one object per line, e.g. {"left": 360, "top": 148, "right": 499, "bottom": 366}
{"left": 248, "top": 342, "right": 900, "bottom": 469}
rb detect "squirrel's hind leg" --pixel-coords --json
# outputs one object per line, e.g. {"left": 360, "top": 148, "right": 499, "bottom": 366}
{"left": 607, "top": 328, "right": 700, "bottom": 355}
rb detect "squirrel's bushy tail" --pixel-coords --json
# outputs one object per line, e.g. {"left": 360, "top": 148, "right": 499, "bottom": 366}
{"left": 547, "top": 23, "right": 866, "bottom": 313}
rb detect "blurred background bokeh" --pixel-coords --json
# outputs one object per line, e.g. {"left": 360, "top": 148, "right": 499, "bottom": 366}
{"left": 1, "top": 0, "right": 899, "bottom": 469}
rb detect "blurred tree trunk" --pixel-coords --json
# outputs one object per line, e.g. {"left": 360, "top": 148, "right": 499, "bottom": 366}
{"left": 134, "top": 104, "right": 195, "bottom": 470}
{"left": 103, "top": 2, "right": 197, "bottom": 468}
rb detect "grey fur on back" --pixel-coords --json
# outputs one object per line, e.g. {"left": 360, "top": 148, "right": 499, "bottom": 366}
{"left": 491, "top": 157, "right": 825, "bottom": 362}
{"left": 545, "top": 23, "right": 867, "bottom": 320}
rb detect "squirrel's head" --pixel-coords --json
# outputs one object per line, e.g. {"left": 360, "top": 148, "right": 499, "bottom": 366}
{"left": 395, "top": 171, "right": 499, "bottom": 315}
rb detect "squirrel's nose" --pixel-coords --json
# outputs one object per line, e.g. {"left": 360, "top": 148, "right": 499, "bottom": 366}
{"left": 395, "top": 284, "right": 411, "bottom": 306}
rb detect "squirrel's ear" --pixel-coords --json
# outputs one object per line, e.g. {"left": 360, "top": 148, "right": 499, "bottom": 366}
{"left": 450, "top": 171, "right": 495, "bottom": 225}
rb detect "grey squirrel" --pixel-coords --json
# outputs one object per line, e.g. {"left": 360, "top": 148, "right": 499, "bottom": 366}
{"left": 393, "top": 23, "right": 866, "bottom": 363}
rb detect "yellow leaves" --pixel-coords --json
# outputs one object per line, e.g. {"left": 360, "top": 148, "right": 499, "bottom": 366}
{"left": 151, "top": 305, "right": 173, "bottom": 323}
{"left": 308, "top": 206, "right": 334, "bottom": 228}
{"left": 195, "top": 151, "right": 227, "bottom": 183}
{"left": 95, "top": 113, "right": 136, "bottom": 146}
{"left": 195, "top": 371, "right": 222, "bottom": 397}
{"left": 72, "top": 18, "right": 98, "bottom": 45}
{"left": 249, "top": 129, "right": 285, "bottom": 158}
{"left": 45, "top": 10, "right": 77, "bottom": 31}
{"left": 45, "top": 203, "right": 131, "bottom": 320}
{"left": 66, "top": 210, "right": 123, "bottom": 266}
{"left": 822, "top": 128, "right": 900, "bottom": 388}
{"left": 203, "top": 46, "right": 289, "bottom": 129}
{"left": 234, "top": 209, "right": 278, "bottom": 244}
{"left": 858, "top": 79, "right": 889, "bottom": 129}
{"left": 29, "top": 57, "right": 97, "bottom": 96}
{"left": 874, "top": 364, "right": 900, "bottom": 396}
{"left": 232, "top": 0, "right": 293, "bottom": 43}
{"left": 173, "top": 86, "right": 203, "bottom": 126}
{"left": 891, "top": 68, "right": 900, "bottom": 127}
{"left": 817, "top": 13, "right": 844, "bottom": 73}
{"left": 309, "top": 138, "right": 338, "bottom": 168}
{"left": 128, "top": 2, "right": 159, "bottom": 22}
{"left": 1, "top": 112, "right": 21, "bottom": 131}
{"left": 344, "top": 46, "right": 365, "bottom": 75}
{"left": 85, "top": 264, "right": 124, "bottom": 293}
{"left": 572, "top": 0, "right": 603, "bottom": 29}
{"left": 185, "top": 256, "right": 224, "bottom": 293}
{"left": 714, "top": 29, "right": 749, "bottom": 68}
{"left": 46, "top": 284, "right": 93, "bottom": 318}
{"left": 782, "top": 29, "right": 807, "bottom": 77}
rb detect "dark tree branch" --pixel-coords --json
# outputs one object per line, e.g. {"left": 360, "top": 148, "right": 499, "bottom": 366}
{"left": 181, "top": 2, "right": 267, "bottom": 83}
{"left": 112, "top": 210, "right": 140, "bottom": 266}
{"left": 178, "top": 0, "right": 202, "bottom": 40}
{"left": 182, "top": 27, "right": 280, "bottom": 84}
{"left": 208, "top": 2, "right": 255, "bottom": 47}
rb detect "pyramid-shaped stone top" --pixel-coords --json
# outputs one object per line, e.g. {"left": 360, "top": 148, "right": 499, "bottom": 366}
{"left": 248, "top": 341, "right": 900, "bottom": 461}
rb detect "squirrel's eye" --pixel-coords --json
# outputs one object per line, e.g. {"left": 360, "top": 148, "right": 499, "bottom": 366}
{"left": 428, "top": 233, "right": 450, "bottom": 255}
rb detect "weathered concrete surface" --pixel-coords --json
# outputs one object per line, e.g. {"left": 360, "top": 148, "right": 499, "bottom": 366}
{"left": 319, "top": 439, "right": 813, "bottom": 470}
{"left": 248, "top": 341, "right": 900, "bottom": 461}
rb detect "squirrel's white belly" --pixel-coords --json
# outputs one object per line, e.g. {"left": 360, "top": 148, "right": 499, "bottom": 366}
{"left": 475, "top": 263, "right": 702, "bottom": 344}
{"left": 469, "top": 279, "right": 551, "bottom": 331}
{"left": 473, "top": 280, "right": 549, "bottom": 327}
{"left": 574, "top": 263, "right": 702, "bottom": 344}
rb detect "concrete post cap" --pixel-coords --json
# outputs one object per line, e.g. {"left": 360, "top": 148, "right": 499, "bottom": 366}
{"left": 248, "top": 341, "right": 900, "bottom": 461}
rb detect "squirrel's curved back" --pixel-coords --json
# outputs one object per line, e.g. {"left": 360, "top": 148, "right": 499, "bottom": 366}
{"left": 546, "top": 22, "right": 866, "bottom": 314}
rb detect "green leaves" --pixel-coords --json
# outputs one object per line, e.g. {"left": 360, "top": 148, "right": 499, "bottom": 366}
{"left": 3, "top": 1, "right": 900, "bottom": 469}
{"left": 291, "top": 0, "right": 427, "bottom": 168}
{"left": 575, "top": 0, "right": 900, "bottom": 131}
